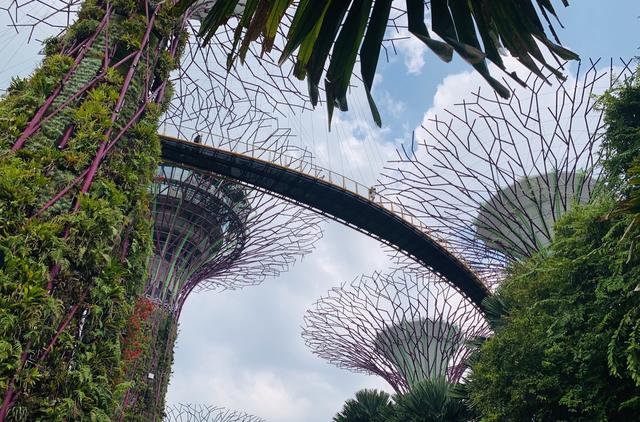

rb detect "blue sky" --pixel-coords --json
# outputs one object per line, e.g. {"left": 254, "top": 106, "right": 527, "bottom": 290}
{"left": 1, "top": 1, "right": 639, "bottom": 421}
{"left": 375, "top": 0, "right": 639, "bottom": 137}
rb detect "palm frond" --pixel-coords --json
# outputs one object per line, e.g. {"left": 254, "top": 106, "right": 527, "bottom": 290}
{"left": 176, "top": 0, "right": 577, "bottom": 127}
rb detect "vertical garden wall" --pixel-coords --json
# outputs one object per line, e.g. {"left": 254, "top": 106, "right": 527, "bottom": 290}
{"left": 0, "top": 0, "right": 185, "bottom": 419}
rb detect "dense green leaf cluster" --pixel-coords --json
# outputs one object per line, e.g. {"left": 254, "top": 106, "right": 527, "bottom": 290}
{"left": 467, "top": 197, "right": 640, "bottom": 420}
{"left": 600, "top": 69, "right": 640, "bottom": 192}
{"left": 334, "top": 389, "right": 394, "bottom": 422}
{"left": 334, "top": 379, "right": 470, "bottom": 422}
{"left": 0, "top": 0, "right": 182, "bottom": 418}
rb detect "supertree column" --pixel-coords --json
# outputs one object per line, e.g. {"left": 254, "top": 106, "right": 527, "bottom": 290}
{"left": 119, "top": 163, "right": 322, "bottom": 420}
{"left": 302, "top": 270, "right": 489, "bottom": 394}
{"left": 380, "top": 59, "right": 636, "bottom": 284}
{"left": 164, "top": 404, "right": 265, "bottom": 422}
{"left": 0, "top": 1, "right": 187, "bottom": 419}
{"left": 0, "top": 1, "right": 309, "bottom": 419}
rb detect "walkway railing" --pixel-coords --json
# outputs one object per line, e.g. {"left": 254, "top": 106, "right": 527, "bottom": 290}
{"left": 158, "top": 123, "right": 448, "bottom": 246}
{"left": 158, "top": 123, "right": 489, "bottom": 307}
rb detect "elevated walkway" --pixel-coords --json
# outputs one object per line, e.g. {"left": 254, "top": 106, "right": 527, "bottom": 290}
{"left": 159, "top": 134, "right": 489, "bottom": 307}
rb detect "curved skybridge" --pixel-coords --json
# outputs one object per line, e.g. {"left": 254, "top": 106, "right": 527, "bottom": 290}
{"left": 158, "top": 133, "right": 489, "bottom": 308}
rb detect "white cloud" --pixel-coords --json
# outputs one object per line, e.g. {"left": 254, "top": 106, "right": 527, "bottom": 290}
{"left": 397, "top": 35, "right": 427, "bottom": 75}
{"left": 379, "top": 90, "right": 407, "bottom": 118}
{"left": 167, "top": 222, "right": 395, "bottom": 422}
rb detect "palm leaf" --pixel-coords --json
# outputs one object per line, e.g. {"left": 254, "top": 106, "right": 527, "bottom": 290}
{"left": 176, "top": 0, "right": 577, "bottom": 128}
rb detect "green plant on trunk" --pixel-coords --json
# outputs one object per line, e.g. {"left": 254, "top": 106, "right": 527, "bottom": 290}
{"left": 0, "top": 0, "right": 184, "bottom": 418}
{"left": 118, "top": 297, "right": 177, "bottom": 421}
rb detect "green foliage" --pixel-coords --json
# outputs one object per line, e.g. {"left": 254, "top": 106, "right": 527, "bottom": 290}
{"left": 77, "top": 1, "right": 105, "bottom": 21}
{"left": 175, "top": 0, "right": 577, "bottom": 127}
{"left": 392, "top": 378, "right": 471, "bottom": 422}
{"left": 0, "top": 1, "right": 183, "bottom": 418}
{"left": 600, "top": 64, "right": 640, "bottom": 393}
{"left": 467, "top": 198, "right": 640, "bottom": 421}
{"left": 121, "top": 15, "right": 149, "bottom": 51}
{"left": 333, "top": 389, "right": 394, "bottom": 422}
{"left": 334, "top": 381, "right": 470, "bottom": 422}
{"left": 68, "top": 18, "right": 100, "bottom": 42}
{"left": 600, "top": 67, "right": 640, "bottom": 192}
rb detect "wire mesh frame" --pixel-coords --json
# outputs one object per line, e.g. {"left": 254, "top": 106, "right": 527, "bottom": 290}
{"left": 302, "top": 269, "right": 490, "bottom": 394}
{"left": 2, "top": 0, "right": 426, "bottom": 143}
{"left": 147, "top": 163, "right": 250, "bottom": 310}
{"left": 380, "top": 58, "right": 637, "bottom": 285}
{"left": 164, "top": 404, "right": 265, "bottom": 422}
{"left": 149, "top": 162, "right": 325, "bottom": 319}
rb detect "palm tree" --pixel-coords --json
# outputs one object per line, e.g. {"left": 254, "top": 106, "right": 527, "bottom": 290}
{"left": 182, "top": 0, "right": 578, "bottom": 126}
{"left": 393, "top": 377, "right": 473, "bottom": 422}
{"left": 334, "top": 389, "right": 395, "bottom": 422}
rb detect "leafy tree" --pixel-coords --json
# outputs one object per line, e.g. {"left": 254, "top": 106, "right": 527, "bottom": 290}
{"left": 333, "top": 389, "right": 394, "bottom": 422}
{"left": 599, "top": 68, "right": 640, "bottom": 192}
{"left": 600, "top": 65, "right": 640, "bottom": 391}
{"left": 466, "top": 197, "right": 640, "bottom": 421}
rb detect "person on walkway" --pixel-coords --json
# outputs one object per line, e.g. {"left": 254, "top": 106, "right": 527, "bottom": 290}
{"left": 368, "top": 186, "right": 377, "bottom": 201}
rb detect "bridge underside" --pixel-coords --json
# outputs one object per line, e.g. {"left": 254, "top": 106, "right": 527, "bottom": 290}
{"left": 159, "top": 136, "right": 489, "bottom": 308}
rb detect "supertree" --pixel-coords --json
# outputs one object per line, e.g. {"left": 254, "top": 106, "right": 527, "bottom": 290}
{"left": 118, "top": 162, "right": 323, "bottom": 420}
{"left": 164, "top": 404, "right": 265, "bottom": 422}
{"left": 0, "top": 2, "right": 312, "bottom": 419}
{"left": 380, "top": 59, "right": 636, "bottom": 284}
{"left": 302, "top": 270, "right": 489, "bottom": 394}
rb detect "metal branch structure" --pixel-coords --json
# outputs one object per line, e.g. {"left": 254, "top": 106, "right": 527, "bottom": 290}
{"left": 148, "top": 162, "right": 323, "bottom": 316}
{"left": 380, "top": 59, "right": 636, "bottom": 284}
{"left": 164, "top": 404, "right": 265, "bottom": 422}
{"left": 120, "top": 161, "right": 323, "bottom": 419}
{"left": 303, "top": 270, "right": 489, "bottom": 394}
{"left": 0, "top": 2, "right": 323, "bottom": 420}
{"left": 1, "top": 1, "right": 311, "bottom": 139}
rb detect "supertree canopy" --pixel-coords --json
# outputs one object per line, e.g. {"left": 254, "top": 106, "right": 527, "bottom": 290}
{"left": 380, "top": 59, "right": 636, "bottom": 283}
{"left": 164, "top": 404, "right": 265, "bottom": 422}
{"left": 302, "top": 270, "right": 489, "bottom": 394}
{"left": 473, "top": 171, "right": 595, "bottom": 259}
{"left": 120, "top": 162, "right": 323, "bottom": 419}
{"left": 148, "top": 163, "right": 323, "bottom": 313}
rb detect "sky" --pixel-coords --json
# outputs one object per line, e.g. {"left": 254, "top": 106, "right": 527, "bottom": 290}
{"left": 1, "top": 1, "right": 639, "bottom": 421}
{"left": 167, "top": 3, "right": 639, "bottom": 421}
